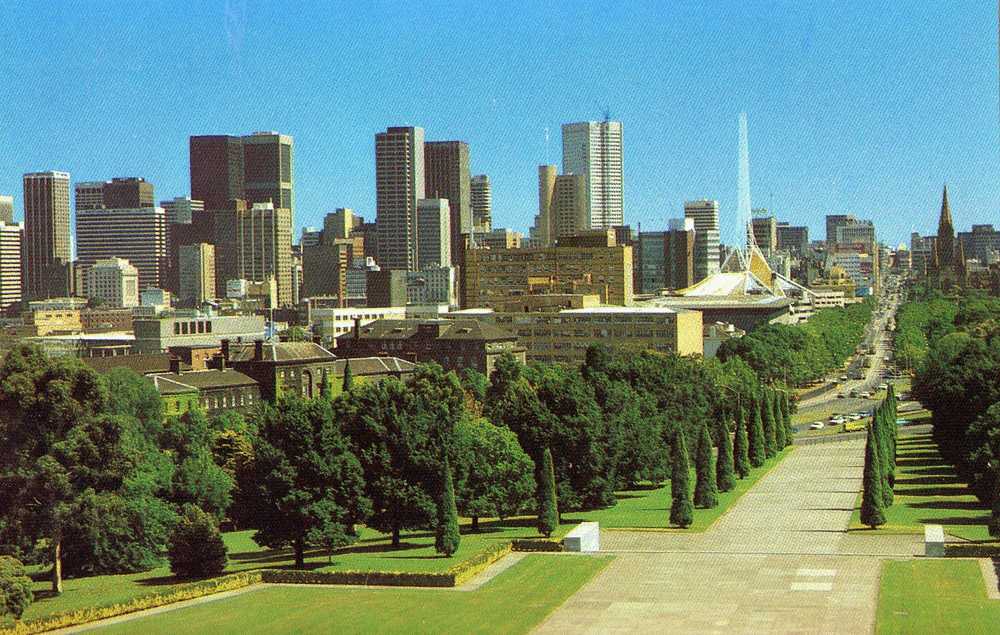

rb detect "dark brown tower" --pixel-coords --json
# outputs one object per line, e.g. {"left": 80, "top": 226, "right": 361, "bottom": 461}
{"left": 935, "top": 184, "right": 955, "bottom": 268}
{"left": 190, "top": 136, "right": 245, "bottom": 211}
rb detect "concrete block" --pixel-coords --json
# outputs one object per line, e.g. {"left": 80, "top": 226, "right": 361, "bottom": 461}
{"left": 564, "top": 521, "right": 600, "bottom": 552}
{"left": 924, "top": 524, "right": 945, "bottom": 557}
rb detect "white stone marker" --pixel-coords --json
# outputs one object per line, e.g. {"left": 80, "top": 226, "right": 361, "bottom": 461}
{"left": 924, "top": 524, "right": 945, "bottom": 557}
{"left": 563, "top": 521, "right": 600, "bottom": 552}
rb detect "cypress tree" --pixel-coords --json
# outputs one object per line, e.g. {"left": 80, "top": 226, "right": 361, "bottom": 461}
{"left": 716, "top": 418, "right": 736, "bottom": 492}
{"left": 877, "top": 407, "right": 894, "bottom": 506}
{"left": 694, "top": 423, "right": 719, "bottom": 508}
{"left": 761, "top": 390, "right": 777, "bottom": 458}
{"left": 860, "top": 422, "right": 886, "bottom": 528}
{"left": 733, "top": 406, "right": 750, "bottom": 479}
{"left": 990, "top": 485, "right": 1000, "bottom": 539}
{"left": 537, "top": 448, "right": 559, "bottom": 538}
{"left": 342, "top": 359, "right": 354, "bottom": 393}
{"left": 319, "top": 369, "right": 333, "bottom": 400}
{"left": 772, "top": 389, "right": 787, "bottom": 450}
{"left": 781, "top": 391, "right": 794, "bottom": 447}
{"left": 669, "top": 430, "right": 694, "bottom": 528}
{"left": 748, "top": 395, "right": 766, "bottom": 468}
{"left": 435, "top": 456, "right": 461, "bottom": 556}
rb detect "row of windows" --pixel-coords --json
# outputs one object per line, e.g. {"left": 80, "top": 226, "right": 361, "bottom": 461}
{"left": 202, "top": 391, "right": 254, "bottom": 410}
{"left": 173, "top": 320, "right": 213, "bottom": 335}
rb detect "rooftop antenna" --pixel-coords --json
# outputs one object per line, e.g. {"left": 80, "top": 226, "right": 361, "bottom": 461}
{"left": 544, "top": 127, "right": 550, "bottom": 165}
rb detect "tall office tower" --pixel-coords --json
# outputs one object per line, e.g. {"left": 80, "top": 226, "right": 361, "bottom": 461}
{"left": 532, "top": 165, "right": 587, "bottom": 246}
{"left": 76, "top": 207, "right": 167, "bottom": 290}
{"left": 0, "top": 221, "right": 23, "bottom": 311}
{"left": 74, "top": 181, "right": 106, "bottom": 211}
{"left": 87, "top": 257, "right": 139, "bottom": 308}
{"left": 243, "top": 131, "right": 294, "bottom": 224}
{"left": 684, "top": 199, "right": 720, "bottom": 282}
{"left": 375, "top": 126, "right": 425, "bottom": 271}
{"left": 665, "top": 218, "right": 696, "bottom": 290}
{"left": 835, "top": 220, "right": 876, "bottom": 249}
{"left": 751, "top": 213, "right": 778, "bottom": 255}
{"left": 160, "top": 197, "right": 204, "bottom": 225}
{"left": 776, "top": 222, "right": 809, "bottom": 256}
{"left": 470, "top": 174, "right": 492, "bottom": 232}
{"left": 561, "top": 120, "right": 624, "bottom": 230}
{"left": 190, "top": 135, "right": 246, "bottom": 210}
{"left": 178, "top": 243, "right": 216, "bottom": 306}
{"left": 416, "top": 198, "right": 452, "bottom": 271}
{"left": 23, "top": 171, "right": 71, "bottom": 300}
{"left": 0, "top": 195, "right": 13, "bottom": 224}
{"left": 103, "top": 177, "right": 154, "bottom": 209}
{"left": 324, "top": 208, "right": 362, "bottom": 240}
{"left": 530, "top": 165, "right": 557, "bottom": 247}
{"left": 213, "top": 201, "right": 293, "bottom": 306}
{"left": 825, "top": 214, "right": 857, "bottom": 247}
{"left": 424, "top": 141, "right": 471, "bottom": 267}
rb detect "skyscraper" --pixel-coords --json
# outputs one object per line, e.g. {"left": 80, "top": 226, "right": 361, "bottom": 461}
{"left": 684, "top": 199, "right": 720, "bottom": 282}
{"left": 776, "top": 223, "right": 809, "bottom": 256}
{"left": 103, "top": 177, "right": 154, "bottom": 209}
{"left": 531, "top": 165, "right": 587, "bottom": 246}
{"left": 0, "top": 195, "right": 13, "bottom": 224}
{"left": 76, "top": 206, "right": 167, "bottom": 290}
{"left": 0, "top": 221, "right": 23, "bottom": 311}
{"left": 825, "top": 214, "right": 857, "bottom": 247}
{"left": 561, "top": 120, "right": 623, "bottom": 230}
{"left": 74, "top": 182, "right": 106, "bottom": 211}
{"left": 751, "top": 213, "right": 778, "bottom": 255}
{"left": 178, "top": 243, "right": 216, "bottom": 306}
{"left": 424, "top": 140, "right": 470, "bottom": 267}
{"left": 87, "top": 257, "right": 139, "bottom": 308}
{"left": 22, "top": 171, "right": 71, "bottom": 300}
{"left": 376, "top": 126, "right": 425, "bottom": 271}
{"left": 470, "top": 174, "right": 492, "bottom": 232}
{"left": 242, "top": 131, "right": 294, "bottom": 224}
{"left": 190, "top": 135, "right": 246, "bottom": 210}
{"left": 160, "top": 197, "right": 204, "bottom": 225}
{"left": 416, "top": 198, "right": 452, "bottom": 271}
{"left": 213, "top": 201, "right": 293, "bottom": 306}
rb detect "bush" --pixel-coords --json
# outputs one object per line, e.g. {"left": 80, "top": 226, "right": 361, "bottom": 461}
{"left": 167, "top": 506, "right": 228, "bottom": 579}
{"left": 511, "top": 539, "right": 564, "bottom": 552}
{"left": 0, "top": 556, "right": 33, "bottom": 621}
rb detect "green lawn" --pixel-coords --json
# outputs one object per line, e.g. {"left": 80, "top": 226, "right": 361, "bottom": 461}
{"left": 95, "top": 554, "right": 611, "bottom": 635}
{"left": 850, "top": 433, "right": 990, "bottom": 540}
{"left": 877, "top": 559, "right": 1000, "bottom": 634}
{"left": 565, "top": 446, "right": 793, "bottom": 531}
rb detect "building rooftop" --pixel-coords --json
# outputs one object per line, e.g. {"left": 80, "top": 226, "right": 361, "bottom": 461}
{"left": 347, "top": 319, "right": 516, "bottom": 342}
{"left": 83, "top": 352, "right": 185, "bottom": 375}
{"left": 333, "top": 356, "right": 417, "bottom": 375}
{"left": 560, "top": 306, "right": 681, "bottom": 315}
{"left": 228, "top": 341, "right": 336, "bottom": 363}
{"left": 149, "top": 369, "right": 257, "bottom": 394}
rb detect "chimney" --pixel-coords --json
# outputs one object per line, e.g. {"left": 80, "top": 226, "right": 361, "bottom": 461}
{"left": 216, "top": 354, "right": 226, "bottom": 371}
{"left": 254, "top": 339, "right": 264, "bottom": 361}
{"left": 354, "top": 317, "right": 361, "bottom": 340}
{"left": 221, "top": 339, "right": 230, "bottom": 362}
{"left": 169, "top": 357, "right": 181, "bottom": 375}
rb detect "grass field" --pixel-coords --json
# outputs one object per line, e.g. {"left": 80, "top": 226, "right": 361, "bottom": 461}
{"left": 849, "top": 433, "right": 990, "bottom": 540}
{"left": 566, "top": 446, "right": 793, "bottom": 531}
{"left": 95, "top": 554, "right": 611, "bottom": 635}
{"left": 876, "top": 559, "right": 1000, "bottom": 634}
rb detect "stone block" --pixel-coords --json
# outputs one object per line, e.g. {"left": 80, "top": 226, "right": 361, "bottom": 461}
{"left": 564, "top": 521, "right": 600, "bottom": 552}
{"left": 924, "top": 524, "right": 945, "bottom": 557}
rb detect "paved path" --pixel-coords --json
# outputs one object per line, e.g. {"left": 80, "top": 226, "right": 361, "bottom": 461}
{"left": 536, "top": 439, "right": 922, "bottom": 635}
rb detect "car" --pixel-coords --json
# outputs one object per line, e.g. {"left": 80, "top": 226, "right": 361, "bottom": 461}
{"left": 859, "top": 391, "right": 872, "bottom": 399}
{"left": 839, "top": 375, "right": 849, "bottom": 382}
{"left": 830, "top": 416, "right": 846, "bottom": 425}
{"left": 849, "top": 389, "right": 859, "bottom": 398}
{"left": 809, "top": 422, "right": 825, "bottom": 430}
{"left": 877, "top": 383, "right": 888, "bottom": 390}
{"left": 896, "top": 419, "right": 912, "bottom": 426}
{"left": 848, "top": 414, "right": 863, "bottom": 421}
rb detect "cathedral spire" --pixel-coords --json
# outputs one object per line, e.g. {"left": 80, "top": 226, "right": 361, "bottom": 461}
{"left": 936, "top": 184, "right": 955, "bottom": 267}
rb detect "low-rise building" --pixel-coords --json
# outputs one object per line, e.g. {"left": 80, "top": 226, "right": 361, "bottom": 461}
{"left": 225, "top": 340, "right": 338, "bottom": 402}
{"left": 132, "top": 314, "right": 266, "bottom": 354}
{"left": 150, "top": 363, "right": 260, "bottom": 417}
{"left": 309, "top": 305, "right": 408, "bottom": 342}
{"left": 406, "top": 266, "right": 456, "bottom": 306}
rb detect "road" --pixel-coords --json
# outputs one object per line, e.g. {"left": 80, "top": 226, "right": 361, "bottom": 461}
{"left": 535, "top": 439, "right": 921, "bottom": 635}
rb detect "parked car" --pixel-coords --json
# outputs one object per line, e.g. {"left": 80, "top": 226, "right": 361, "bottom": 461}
{"left": 830, "top": 416, "right": 847, "bottom": 425}
{"left": 848, "top": 414, "right": 863, "bottom": 421}
{"left": 859, "top": 391, "right": 872, "bottom": 399}
{"left": 849, "top": 389, "right": 859, "bottom": 398}
{"left": 809, "top": 422, "right": 825, "bottom": 430}
{"left": 877, "top": 383, "right": 888, "bottom": 390}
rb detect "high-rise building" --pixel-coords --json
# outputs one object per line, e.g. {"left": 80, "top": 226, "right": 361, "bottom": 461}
{"left": 87, "top": 257, "right": 139, "bottom": 308}
{"left": 776, "top": 223, "right": 809, "bottom": 256}
{"left": 242, "top": 131, "right": 294, "bottom": 224}
{"left": 825, "top": 214, "right": 857, "bottom": 247}
{"left": 751, "top": 213, "right": 777, "bottom": 254}
{"left": 532, "top": 165, "right": 587, "bottom": 246}
{"left": 0, "top": 221, "right": 23, "bottom": 311}
{"left": 636, "top": 219, "right": 695, "bottom": 293}
{"left": 178, "top": 243, "right": 216, "bottom": 306}
{"left": 160, "top": 197, "right": 204, "bottom": 225}
{"left": 213, "top": 201, "right": 293, "bottom": 306}
{"left": 76, "top": 207, "right": 168, "bottom": 290}
{"left": 23, "top": 171, "right": 71, "bottom": 300}
{"left": 103, "top": 177, "right": 154, "bottom": 209}
{"left": 958, "top": 224, "right": 1000, "bottom": 264}
{"left": 74, "top": 181, "right": 106, "bottom": 211}
{"left": 376, "top": 126, "right": 425, "bottom": 271}
{"left": 424, "top": 141, "right": 470, "bottom": 267}
{"left": 835, "top": 220, "right": 876, "bottom": 249}
{"left": 416, "top": 198, "right": 452, "bottom": 271}
{"left": 190, "top": 135, "right": 246, "bottom": 211}
{"left": 684, "top": 199, "right": 720, "bottom": 282}
{"left": 470, "top": 174, "right": 492, "bottom": 232}
{"left": 0, "top": 195, "right": 14, "bottom": 224}
{"left": 562, "top": 120, "right": 623, "bottom": 230}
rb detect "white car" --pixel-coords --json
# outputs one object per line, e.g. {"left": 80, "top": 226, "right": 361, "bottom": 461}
{"left": 859, "top": 391, "right": 872, "bottom": 399}
{"left": 830, "top": 416, "right": 847, "bottom": 425}
{"left": 809, "top": 422, "right": 825, "bottom": 430}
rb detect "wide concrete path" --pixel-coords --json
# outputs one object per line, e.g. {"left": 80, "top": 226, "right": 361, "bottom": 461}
{"left": 536, "top": 439, "right": 921, "bottom": 634}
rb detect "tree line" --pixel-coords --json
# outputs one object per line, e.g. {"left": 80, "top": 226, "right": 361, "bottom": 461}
{"left": 860, "top": 386, "right": 899, "bottom": 528}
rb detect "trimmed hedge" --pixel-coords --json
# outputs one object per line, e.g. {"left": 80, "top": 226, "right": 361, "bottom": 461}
{"left": 511, "top": 539, "right": 564, "bottom": 552}
{"left": 451, "top": 541, "right": 512, "bottom": 585}
{"left": 944, "top": 543, "right": 1000, "bottom": 558}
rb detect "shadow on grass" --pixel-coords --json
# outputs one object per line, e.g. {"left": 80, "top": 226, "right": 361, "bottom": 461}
{"left": 800, "top": 507, "right": 856, "bottom": 512}
{"left": 917, "top": 514, "right": 991, "bottom": 526}
{"left": 894, "top": 475, "right": 961, "bottom": 486}
{"left": 908, "top": 499, "right": 987, "bottom": 511}
{"left": 896, "top": 458, "right": 948, "bottom": 468}
{"left": 897, "top": 486, "right": 971, "bottom": 498}
{"left": 904, "top": 466, "right": 956, "bottom": 477}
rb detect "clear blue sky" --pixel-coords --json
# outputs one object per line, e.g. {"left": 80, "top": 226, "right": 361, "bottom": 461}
{"left": 1, "top": 1, "right": 998, "bottom": 248}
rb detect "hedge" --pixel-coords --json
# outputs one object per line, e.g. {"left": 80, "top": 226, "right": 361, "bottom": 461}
{"left": 511, "top": 538, "right": 564, "bottom": 552}
{"left": 944, "top": 543, "right": 1000, "bottom": 558}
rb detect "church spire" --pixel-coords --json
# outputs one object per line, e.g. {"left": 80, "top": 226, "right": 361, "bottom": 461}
{"left": 936, "top": 184, "right": 955, "bottom": 267}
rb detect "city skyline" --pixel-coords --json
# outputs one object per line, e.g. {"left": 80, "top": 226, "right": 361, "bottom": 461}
{"left": 0, "top": 2, "right": 998, "bottom": 248}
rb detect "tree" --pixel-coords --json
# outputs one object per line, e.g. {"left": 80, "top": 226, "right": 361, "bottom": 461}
{"left": 860, "top": 423, "right": 886, "bottom": 528}
{"left": 168, "top": 505, "right": 228, "bottom": 578}
{"left": 537, "top": 447, "right": 559, "bottom": 537}
{"left": 452, "top": 417, "right": 535, "bottom": 530}
{"left": 0, "top": 556, "right": 33, "bottom": 621}
{"left": 435, "top": 457, "right": 460, "bottom": 556}
{"left": 162, "top": 409, "right": 234, "bottom": 519}
{"left": 771, "top": 389, "right": 787, "bottom": 450}
{"left": 748, "top": 395, "right": 766, "bottom": 468}
{"left": 716, "top": 418, "right": 736, "bottom": 492}
{"left": 694, "top": 423, "right": 719, "bottom": 508}
{"left": 319, "top": 369, "right": 333, "bottom": 400}
{"left": 761, "top": 390, "right": 777, "bottom": 458}
{"left": 342, "top": 359, "right": 354, "bottom": 393}
{"left": 781, "top": 391, "right": 794, "bottom": 447}
{"left": 459, "top": 369, "right": 488, "bottom": 403}
{"left": 733, "top": 405, "right": 750, "bottom": 478}
{"left": 991, "top": 485, "right": 1000, "bottom": 539}
{"left": 240, "top": 396, "right": 369, "bottom": 566}
{"left": 669, "top": 429, "right": 694, "bottom": 528}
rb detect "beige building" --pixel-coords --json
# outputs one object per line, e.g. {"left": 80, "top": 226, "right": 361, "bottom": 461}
{"left": 531, "top": 166, "right": 587, "bottom": 247}
{"left": 213, "top": 201, "right": 293, "bottom": 306}
{"left": 87, "top": 258, "right": 139, "bottom": 308}
{"left": 462, "top": 229, "right": 633, "bottom": 309}
{"left": 179, "top": 243, "right": 216, "bottom": 306}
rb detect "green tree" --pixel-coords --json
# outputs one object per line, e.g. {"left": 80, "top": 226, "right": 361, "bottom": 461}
{"left": 459, "top": 369, "right": 488, "bottom": 403}
{"left": 537, "top": 447, "right": 559, "bottom": 537}
{"left": 240, "top": 395, "right": 369, "bottom": 566}
{"left": 0, "top": 556, "right": 33, "bottom": 621}
{"left": 162, "top": 409, "right": 234, "bottom": 519}
{"left": 167, "top": 505, "right": 228, "bottom": 578}
{"left": 860, "top": 423, "right": 886, "bottom": 528}
{"left": 694, "top": 423, "right": 719, "bottom": 508}
{"left": 748, "top": 395, "right": 766, "bottom": 468}
{"left": 991, "top": 484, "right": 1000, "bottom": 539}
{"left": 771, "top": 389, "right": 787, "bottom": 449}
{"left": 716, "top": 418, "right": 736, "bottom": 492}
{"left": 669, "top": 429, "right": 694, "bottom": 528}
{"left": 342, "top": 359, "right": 354, "bottom": 393}
{"left": 435, "top": 457, "right": 460, "bottom": 556}
{"left": 781, "top": 391, "right": 794, "bottom": 447}
{"left": 761, "top": 390, "right": 777, "bottom": 458}
{"left": 319, "top": 369, "right": 333, "bottom": 400}
{"left": 733, "top": 404, "right": 750, "bottom": 478}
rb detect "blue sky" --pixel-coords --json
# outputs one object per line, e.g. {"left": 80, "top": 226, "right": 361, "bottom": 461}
{"left": 1, "top": 0, "right": 998, "bottom": 248}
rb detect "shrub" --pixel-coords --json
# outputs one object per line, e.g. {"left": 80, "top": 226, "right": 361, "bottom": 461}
{"left": 435, "top": 457, "right": 461, "bottom": 557}
{"left": 669, "top": 429, "right": 693, "bottom": 528}
{"left": 0, "top": 556, "right": 33, "bottom": 621}
{"left": 537, "top": 448, "right": 559, "bottom": 537}
{"left": 693, "top": 424, "right": 719, "bottom": 508}
{"left": 167, "top": 506, "right": 228, "bottom": 579}
{"left": 511, "top": 539, "right": 564, "bottom": 552}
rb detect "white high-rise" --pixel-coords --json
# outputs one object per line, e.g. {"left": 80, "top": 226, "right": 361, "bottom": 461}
{"left": 561, "top": 120, "right": 623, "bottom": 230}
{"left": 87, "top": 257, "right": 139, "bottom": 308}
{"left": 0, "top": 221, "right": 23, "bottom": 310}
{"left": 684, "top": 199, "right": 721, "bottom": 282}
{"left": 416, "top": 198, "right": 451, "bottom": 271}
{"left": 76, "top": 207, "right": 167, "bottom": 290}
